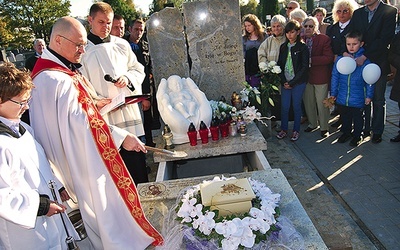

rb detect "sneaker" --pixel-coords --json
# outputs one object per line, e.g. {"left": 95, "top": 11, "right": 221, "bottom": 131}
{"left": 276, "top": 130, "right": 287, "bottom": 139}
{"left": 338, "top": 133, "right": 352, "bottom": 143}
{"left": 349, "top": 136, "right": 362, "bottom": 147}
{"left": 290, "top": 131, "right": 299, "bottom": 141}
{"left": 321, "top": 130, "right": 329, "bottom": 138}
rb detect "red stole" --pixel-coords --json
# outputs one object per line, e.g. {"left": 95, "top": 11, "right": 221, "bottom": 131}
{"left": 32, "top": 58, "right": 164, "bottom": 246}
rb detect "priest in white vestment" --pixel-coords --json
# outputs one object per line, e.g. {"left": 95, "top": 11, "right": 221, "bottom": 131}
{"left": 29, "top": 17, "right": 163, "bottom": 249}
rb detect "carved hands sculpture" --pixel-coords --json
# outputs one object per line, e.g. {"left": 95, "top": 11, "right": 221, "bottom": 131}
{"left": 157, "top": 75, "right": 212, "bottom": 144}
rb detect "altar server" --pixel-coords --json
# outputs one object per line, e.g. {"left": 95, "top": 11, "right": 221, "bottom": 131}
{"left": 0, "top": 63, "right": 79, "bottom": 249}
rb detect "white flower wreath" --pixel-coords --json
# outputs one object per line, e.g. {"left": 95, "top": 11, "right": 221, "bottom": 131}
{"left": 176, "top": 176, "right": 281, "bottom": 250}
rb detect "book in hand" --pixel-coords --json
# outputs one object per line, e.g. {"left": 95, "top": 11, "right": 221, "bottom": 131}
{"left": 99, "top": 93, "right": 150, "bottom": 115}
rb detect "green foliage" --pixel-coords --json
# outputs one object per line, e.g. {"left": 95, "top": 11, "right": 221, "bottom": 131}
{"left": 240, "top": 0, "right": 259, "bottom": 18}
{"left": 306, "top": 0, "right": 314, "bottom": 12}
{"left": 0, "top": 0, "right": 70, "bottom": 48}
{"left": 103, "top": 0, "right": 138, "bottom": 23}
{"left": 259, "top": 0, "right": 279, "bottom": 23}
{"left": 149, "top": 0, "right": 167, "bottom": 14}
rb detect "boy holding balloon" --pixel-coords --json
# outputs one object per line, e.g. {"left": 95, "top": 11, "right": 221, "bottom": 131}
{"left": 331, "top": 31, "right": 375, "bottom": 147}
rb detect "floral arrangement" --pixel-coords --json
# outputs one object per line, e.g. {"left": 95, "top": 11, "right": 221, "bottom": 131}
{"left": 209, "top": 100, "right": 233, "bottom": 119}
{"left": 176, "top": 176, "right": 281, "bottom": 250}
{"left": 241, "top": 61, "right": 281, "bottom": 117}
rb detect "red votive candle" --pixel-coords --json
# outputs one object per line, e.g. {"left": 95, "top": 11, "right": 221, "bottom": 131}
{"left": 187, "top": 122, "right": 197, "bottom": 146}
{"left": 199, "top": 121, "right": 209, "bottom": 144}
{"left": 210, "top": 117, "right": 219, "bottom": 141}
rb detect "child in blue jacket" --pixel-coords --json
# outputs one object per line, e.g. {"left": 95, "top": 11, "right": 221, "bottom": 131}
{"left": 331, "top": 30, "right": 375, "bottom": 146}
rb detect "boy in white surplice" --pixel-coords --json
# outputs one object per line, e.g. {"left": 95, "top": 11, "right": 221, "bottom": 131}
{"left": 0, "top": 63, "right": 79, "bottom": 249}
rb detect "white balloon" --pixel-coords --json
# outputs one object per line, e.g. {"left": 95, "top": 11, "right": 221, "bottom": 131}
{"left": 362, "top": 63, "right": 381, "bottom": 85}
{"left": 336, "top": 57, "right": 357, "bottom": 75}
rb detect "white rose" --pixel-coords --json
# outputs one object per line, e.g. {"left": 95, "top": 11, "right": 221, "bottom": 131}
{"left": 267, "top": 61, "right": 277, "bottom": 67}
{"left": 258, "top": 62, "right": 268, "bottom": 71}
{"left": 272, "top": 65, "right": 282, "bottom": 74}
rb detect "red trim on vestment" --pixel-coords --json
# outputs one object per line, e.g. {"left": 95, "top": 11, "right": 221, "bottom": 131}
{"left": 32, "top": 58, "right": 164, "bottom": 246}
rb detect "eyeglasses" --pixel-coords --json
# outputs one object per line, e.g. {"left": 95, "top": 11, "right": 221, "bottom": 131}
{"left": 336, "top": 9, "right": 349, "bottom": 14}
{"left": 8, "top": 96, "right": 32, "bottom": 109}
{"left": 304, "top": 25, "right": 315, "bottom": 28}
{"left": 59, "top": 35, "right": 87, "bottom": 50}
{"left": 286, "top": 6, "right": 294, "bottom": 10}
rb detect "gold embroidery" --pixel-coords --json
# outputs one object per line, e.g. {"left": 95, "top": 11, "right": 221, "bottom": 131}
{"left": 90, "top": 118, "right": 105, "bottom": 129}
{"left": 99, "top": 133, "right": 107, "bottom": 144}
{"left": 102, "top": 148, "right": 117, "bottom": 161}
{"left": 112, "top": 163, "right": 121, "bottom": 174}
{"left": 132, "top": 206, "right": 143, "bottom": 218}
{"left": 128, "top": 192, "right": 136, "bottom": 202}
{"left": 117, "top": 176, "right": 132, "bottom": 189}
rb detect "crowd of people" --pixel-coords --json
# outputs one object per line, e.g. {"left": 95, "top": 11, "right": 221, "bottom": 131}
{"left": 242, "top": 0, "right": 399, "bottom": 145}
{"left": 0, "top": 0, "right": 399, "bottom": 249}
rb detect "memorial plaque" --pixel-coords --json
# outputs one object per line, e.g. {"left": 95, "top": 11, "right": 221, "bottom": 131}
{"left": 148, "top": 0, "right": 245, "bottom": 101}
{"left": 183, "top": 0, "right": 245, "bottom": 100}
{"left": 147, "top": 7, "right": 190, "bottom": 86}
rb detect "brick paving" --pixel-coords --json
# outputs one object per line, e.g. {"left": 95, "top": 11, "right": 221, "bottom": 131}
{"left": 264, "top": 83, "right": 400, "bottom": 249}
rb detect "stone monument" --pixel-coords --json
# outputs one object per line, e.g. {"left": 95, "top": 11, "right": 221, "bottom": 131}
{"left": 147, "top": 0, "right": 245, "bottom": 100}
{"left": 146, "top": 7, "right": 191, "bottom": 85}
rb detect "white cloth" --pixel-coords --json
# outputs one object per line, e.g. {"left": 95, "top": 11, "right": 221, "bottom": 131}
{"left": 0, "top": 122, "right": 79, "bottom": 250}
{"left": 30, "top": 49, "right": 155, "bottom": 249}
{"left": 81, "top": 35, "right": 145, "bottom": 136}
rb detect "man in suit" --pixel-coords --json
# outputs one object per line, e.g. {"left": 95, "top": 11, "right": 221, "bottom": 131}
{"left": 25, "top": 38, "right": 46, "bottom": 71}
{"left": 348, "top": 0, "right": 397, "bottom": 143}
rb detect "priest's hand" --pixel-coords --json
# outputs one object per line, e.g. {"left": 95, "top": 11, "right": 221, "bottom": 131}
{"left": 95, "top": 98, "right": 111, "bottom": 110}
{"left": 47, "top": 202, "right": 66, "bottom": 217}
{"left": 122, "top": 134, "right": 147, "bottom": 153}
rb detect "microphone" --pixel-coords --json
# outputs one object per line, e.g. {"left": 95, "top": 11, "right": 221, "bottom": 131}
{"left": 104, "top": 74, "right": 135, "bottom": 91}
{"left": 104, "top": 74, "right": 117, "bottom": 83}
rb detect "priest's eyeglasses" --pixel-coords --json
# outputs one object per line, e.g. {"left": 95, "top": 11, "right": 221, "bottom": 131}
{"left": 59, "top": 35, "right": 87, "bottom": 50}
{"left": 8, "top": 96, "right": 32, "bottom": 109}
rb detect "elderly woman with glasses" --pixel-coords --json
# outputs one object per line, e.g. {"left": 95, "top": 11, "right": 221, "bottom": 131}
{"left": 326, "top": 0, "right": 359, "bottom": 60}
{"left": 302, "top": 16, "right": 334, "bottom": 138}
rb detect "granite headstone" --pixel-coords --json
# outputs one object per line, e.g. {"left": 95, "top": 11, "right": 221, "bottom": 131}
{"left": 147, "top": 7, "right": 190, "bottom": 86}
{"left": 147, "top": 0, "right": 245, "bottom": 101}
{"left": 182, "top": 0, "right": 245, "bottom": 100}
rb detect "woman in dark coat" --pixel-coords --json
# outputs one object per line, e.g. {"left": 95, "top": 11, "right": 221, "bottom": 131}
{"left": 389, "top": 32, "right": 400, "bottom": 142}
